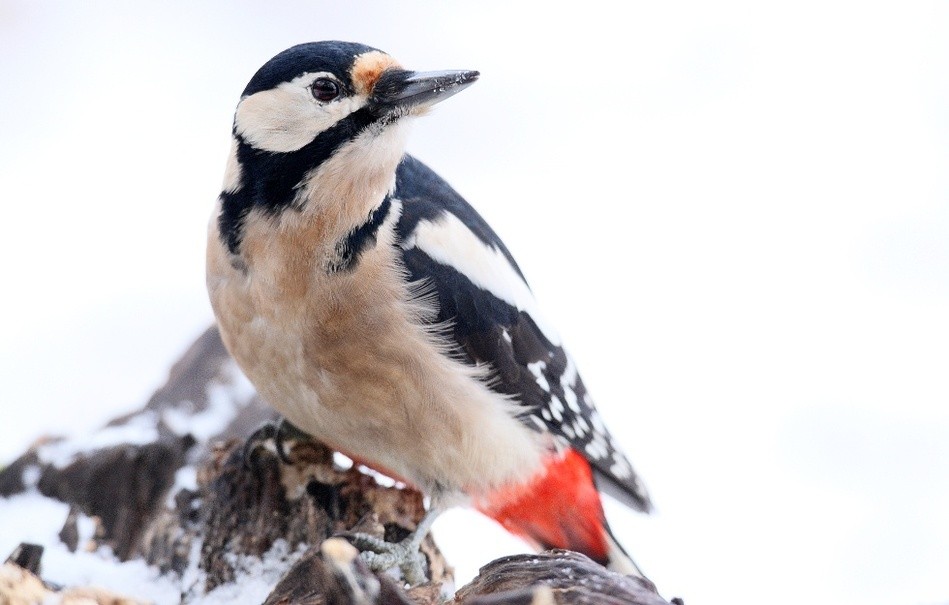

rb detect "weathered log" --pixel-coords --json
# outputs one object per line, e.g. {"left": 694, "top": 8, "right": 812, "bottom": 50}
{"left": 0, "top": 326, "right": 676, "bottom": 604}
{"left": 455, "top": 551, "right": 671, "bottom": 605}
{"left": 3, "top": 544, "right": 43, "bottom": 576}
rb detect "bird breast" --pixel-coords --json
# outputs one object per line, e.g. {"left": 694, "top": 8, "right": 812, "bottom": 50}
{"left": 206, "top": 193, "right": 546, "bottom": 499}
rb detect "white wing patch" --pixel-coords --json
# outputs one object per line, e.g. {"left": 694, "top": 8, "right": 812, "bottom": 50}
{"left": 561, "top": 357, "right": 582, "bottom": 413}
{"left": 402, "top": 212, "right": 562, "bottom": 346}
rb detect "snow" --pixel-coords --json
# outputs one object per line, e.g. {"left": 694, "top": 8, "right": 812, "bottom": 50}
{"left": 166, "top": 465, "right": 199, "bottom": 508}
{"left": 0, "top": 491, "right": 308, "bottom": 604}
{"left": 30, "top": 358, "right": 252, "bottom": 478}
{"left": 0, "top": 493, "right": 181, "bottom": 603}
{"left": 36, "top": 412, "right": 161, "bottom": 469}
{"left": 2, "top": 3, "right": 949, "bottom": 605}
{"left": 163, "top": 361, "right": 256, "bottom": 441}
{"left": 192, "top": 541, "right": 307, "bottom": 605}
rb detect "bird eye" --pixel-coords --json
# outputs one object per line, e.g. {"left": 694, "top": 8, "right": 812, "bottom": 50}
{"left": 311, "top": 78, "right": 340, "bottom": 102}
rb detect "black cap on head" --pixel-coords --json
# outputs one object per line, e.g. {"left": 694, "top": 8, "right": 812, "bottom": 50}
{"left": 242, "top": 41, "right": 380, "bottom": 97}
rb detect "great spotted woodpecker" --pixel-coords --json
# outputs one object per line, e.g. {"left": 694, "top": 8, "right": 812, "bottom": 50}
{"left": 206, "top": 41, "right": 652, "bottom": 583}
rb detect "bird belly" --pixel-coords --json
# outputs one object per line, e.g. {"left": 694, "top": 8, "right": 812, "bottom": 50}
{"left": 207, "top": 227, "right": 545, "bottom": 498}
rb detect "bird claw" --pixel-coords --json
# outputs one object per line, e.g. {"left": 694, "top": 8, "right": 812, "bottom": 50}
{"left": 242, "top": 422, "right": 277, "bottom": 469}
{"left": 242, "top": 417, "right": 311, "bottom": 468}
{"left": 346, "top": 532, "right": 428, "bottom": 585}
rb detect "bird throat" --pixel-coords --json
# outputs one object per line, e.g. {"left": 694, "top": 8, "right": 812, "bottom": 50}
{"left": 218, "top": 107, "right": 378, "bottom": 256}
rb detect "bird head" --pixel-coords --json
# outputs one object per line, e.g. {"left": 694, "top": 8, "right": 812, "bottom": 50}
{"left": 217, "top": 41, "right": 478, "bottom": 255}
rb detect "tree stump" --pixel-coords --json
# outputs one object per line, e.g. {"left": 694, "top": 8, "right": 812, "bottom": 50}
{"left": 0, "top": 326, "right": 676, "bottom": 605}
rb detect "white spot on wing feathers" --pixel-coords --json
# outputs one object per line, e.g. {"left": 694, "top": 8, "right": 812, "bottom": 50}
{"left": 527, "top": 360, "right": 550, "bottom": 392}
{"left": 590, "top": 410, "right": 606, "bottom": 433}
{"left": 575, "top": 416, "right": 590, "bottom": 433}
{"left": 403, "top": 212, "right": 562, "bottom": 346}
{"left": 585, "top": 439, "right": 609, "bottom": 460}
{"left": 548, "top": 396, "right": 564, "bottom": 421}
{"left": 610, "top": 456, "right": 633, "bottom": 479}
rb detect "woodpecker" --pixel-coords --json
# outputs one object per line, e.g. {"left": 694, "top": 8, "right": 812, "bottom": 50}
{"left": 206, "top": 41, "right": 652, "bottom": 581}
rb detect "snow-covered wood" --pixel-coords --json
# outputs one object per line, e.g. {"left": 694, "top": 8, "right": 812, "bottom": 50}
{"left": 0, "top": 326, "right": 675, "bottom": 604}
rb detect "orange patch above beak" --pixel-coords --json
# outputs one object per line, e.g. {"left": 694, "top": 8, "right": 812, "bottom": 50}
{"left": 350, "top": 51, "right": 402, "bottom": 96}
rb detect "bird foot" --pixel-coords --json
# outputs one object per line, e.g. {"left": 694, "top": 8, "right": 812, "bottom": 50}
{"left": 242, "top": 417, "right": 311, "bottom": 468}
{"left": 345, "top": 531, "right": 428, "bottom": 585}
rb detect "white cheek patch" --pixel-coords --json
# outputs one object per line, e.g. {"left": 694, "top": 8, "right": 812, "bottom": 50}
{"left": 234, "top": 72, "right": 366, "bottom": 153}
{"left": 404, "top": 213, "right": 562, "bottom": 346}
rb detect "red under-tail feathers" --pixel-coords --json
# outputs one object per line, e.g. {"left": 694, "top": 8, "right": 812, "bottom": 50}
{"left": 477, "top": 447, "right": 640, "bottom": 575}
{"left": 338, "top": 441, "right": 641, "bottom": 575}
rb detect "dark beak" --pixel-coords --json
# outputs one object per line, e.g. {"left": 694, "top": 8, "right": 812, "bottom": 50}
{"left": 369, "top": 69, "right": 479, "bottom": 115}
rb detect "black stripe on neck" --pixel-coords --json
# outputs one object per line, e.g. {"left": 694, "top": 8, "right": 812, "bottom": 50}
{"left": 326, "top": 196, "right": 393, "bottom": 274}
{"left": 219, "top": 106, "right": 377, "bottom": 256}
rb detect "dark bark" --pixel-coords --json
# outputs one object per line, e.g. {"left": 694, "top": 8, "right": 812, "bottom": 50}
{"left": 455, "top": 551, "right": 671, "bottom": 605}
{"left": 0, "top": 326, "right": 676, "bottom": 604}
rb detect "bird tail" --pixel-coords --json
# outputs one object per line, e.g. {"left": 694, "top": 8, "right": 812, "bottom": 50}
{"left": 603, "top": 521, "right": 645, "bottom": 578}
{"left": 477, "top": 447, "right": 647, "bottom": 577}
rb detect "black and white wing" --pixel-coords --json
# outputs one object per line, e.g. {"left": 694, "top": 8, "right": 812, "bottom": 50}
{"left": 391, "top": 155, "right": 651, "bottom": 512}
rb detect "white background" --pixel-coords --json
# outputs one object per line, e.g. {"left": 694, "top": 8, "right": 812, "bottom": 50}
{"left": 1, "top": 2, "right": 948, "bottom": 604}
